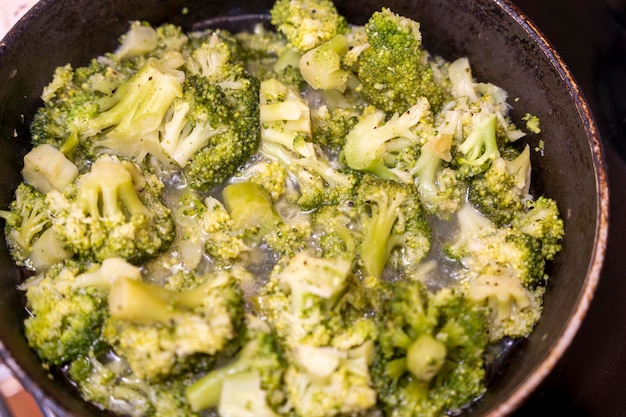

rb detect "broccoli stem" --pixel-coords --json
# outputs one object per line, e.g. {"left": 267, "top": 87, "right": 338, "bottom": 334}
{"left": 406, "top": 334, "right": 447, "bottom": 382}
{"left": 360, "top": 192, "right": 406, "bottom": 279}
{"left": 108, "top": 277, "right": 184, "bottom": 325}
{"left": 299, "top": 34, "right": 350, "bottom": 92}
{"left": 186, "top": 357, "right": 253, "bottom": 412}
{"left": 76, "top": 158, "right": 148, "bottom": 219}
{"left": 222, "top": 182, "right": 281, "bottom": 241}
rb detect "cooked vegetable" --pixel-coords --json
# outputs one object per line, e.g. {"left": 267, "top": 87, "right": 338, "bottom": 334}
{"left": 0, "top": 2, "right": 564, "bottom": 416}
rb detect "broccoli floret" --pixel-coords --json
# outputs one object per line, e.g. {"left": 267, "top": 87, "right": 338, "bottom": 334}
{"left": 259, "top": 83, "right": 359, "bottom": 210}
{"left": 283, "top": 341, "right": 377, "bottom": 417}
{"left": 223, "top": 181, "right": 313, "bottom": 257}
{"left": 88, "top": 57, "right": 184, "bottom": 161}
{"left": 464, "top": 273, "right": 544, "bottom": 342}
{"left": 311, "top": 103, "right": 359, "bottom": 151}
{"left": 311, "top": 201, "right": 360, "bottom": 260}
{"left": 21, "top": 260, "right": 134, "bottom": 366}
{"left": 468, "top": 145, "right": 532, "bottom": 226}
{"left": 104, "top": 270, "right": 244, "bottom": 381}
{"left": 22, "top": 144, "right": 79, "bottom": 194}
{"left": 48, "top": 155, "right": 174, "bottom": 264}
{"left": 68, "top": 351, "right": 200, "bottom": 417}
{"left": 259, "top": 252, "right": 378, "bottom": 416}
{"left": 0, "top": 183, "right": 52, "bottom": 267}
{"left": 356, "top": 175, "right": 431, "bottom": 280}
{"left": 512, "top": 196, "right": 564, "bottom": 261}
{"left": 264, "top": 218, "right": 313, "bottom": 258}
{"left": 458, "top": 227, "right": 549, "bottom": 340}
{"left": 410, "top": 135, "right": 465, "bottom": 218}
{"left": 443, "top": 202, "right": 496, "bottom": 260}
{"left": 170, "top": 190, "right": 249, "bottom": 269}
{"left": 29, "top": 61, "right": 118, "bottom": 166}
{"left": 186, "top": 324, "right": 285, "bottom": 414}
{"left": 299, "top": 34, "right": 351, "bottom": 92}
{"left": 372, "top": 281, "right": 488, "bottom": 417}
{"left": 259, "top": 252, "right": 352, "bottom": 346}
{"left": 455, "top": 112, "right": 501, "bottom": 179}
{"left": 161, "top": 33, "right": 261, "bottom": 189}
{"left": 356, "top": 8, "right": 446, "bottom": 115}
{"left": 343, "top": 99, "right": 431, "bottom": 181}
{"left": 241, "top": 160, "right": 291, "bottom": 202}
{"left": 463, "top": 228, "right": 546, "bottom": 289}
{"left": 270, "top": 0, "right": 348, "bottom": 52}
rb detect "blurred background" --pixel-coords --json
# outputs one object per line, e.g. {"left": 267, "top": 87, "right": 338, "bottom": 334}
{"left": 1, "top": 0, "right": 626, "bottom": 416}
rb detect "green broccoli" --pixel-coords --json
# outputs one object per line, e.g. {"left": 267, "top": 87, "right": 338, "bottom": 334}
{"left": 455, "top": 112, "right": 501, "bottom": 179}
{"left": 458, "top": 227, "right": 548, "bottom": 340}
{"left": 87, "top": 57, "right": 184, "bottom": 162}
{"left": 29, "top": 60, "right": 121, "bottom": 166}
{"left": 48, "top": 155, "right": 174, "bottom": 264}
{"left": 262, "top": 140, "right": 358, "bottom": 210}
{"left": 270, "top": 0, "right": 348, "bottom": 52}
{"left": 241, "top": 159, "right": 291, "bottom": 202}
{"left": 468, "top": 145, "right": 531, "bottom": 226}
{"left": 443, "top": 202, "right": 496, "bottom": 260}
{"left": 356, "top": 175, "right": 431, "bottom": 280}
{"left": 260, "top": 78, "right": 314, "bottom": 157}
{"left": 409, "top": 135, "right": 465, "bottom": 218}
{"left": 21, "top": 143, "right": 79, "bottom": 194}
{"left": 343, "top": 99, "right": 431, "bottom": 181}
{"left": 283, "top": 341, "right": 377, "bottom": 417}
{"left": 259, "top": 251, "right": 353, "bottom": 347}
{"left": 356, "top": 8, "right": 447, "bottom": 115}
{"left": 186, "top": 324, "right": 285, "bottom": 414}
{"left": 299, "top": 34, "right": 351, "bottom": 92}
{"left": 311, "top": 201, "right": 360, "bottom": 260}
{"left": 22, "top": 259, "right": 142, "bottom": 366}
{"left": 104, "top": 270, "right": 244, "bottom": 381}
{"left": 258, "top": 252, "right": 378, "bottom": 416}
{"left": 512, "top": 196, "right": 564, "bottom": 261}
{"left": 372, "top": 281, "right": 488, "bottom": 417}
{"left": 68, "top": 350, "right": 200, "bottom": 417}
{"left": 311, "top": 103, "right": 359, "bottom": 151}
{"left": 161, "top": 33, "right": 261, "bottom": 189}
{"left": 0, "top": 183, "right": 53, "bottom": 268}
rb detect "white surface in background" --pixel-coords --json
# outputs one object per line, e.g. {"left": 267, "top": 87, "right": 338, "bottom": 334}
{"left": 0, "top": 0, "right": 39, "bottom": 38}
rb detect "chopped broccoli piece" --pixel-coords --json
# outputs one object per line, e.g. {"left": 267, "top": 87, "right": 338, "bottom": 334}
{"left": 22, "top": 260, "right": 121, "bottom": 366}
{"left": 343, "top": 99, "right": 430, "bottom": 181}
{"left": 456, "top": 112, "right": 501, "bottom": 179}
{"left": 163, "top": 33, "right": 261, "bottom": 189}
{"left": 356, "top": 8, "right": 447, "bottom": 115}
{"left": 468, "top": 145, "right": 531, "bottom": 226}
{"left": 104, "top": 270, "right": 244, "bottom": 380}
{"left": 513, "top": 196, "right": 564, "bottom": 261}
{"left": 372, "top": 281, "right": 488, "bottom": 417}
{"left": 299, "top": 34, "right": 350, "bottom": 92}
{"left": 356, "top": 175, "right": 431, "bottom": 280}
{"left": 48, "top": 155, "right": 174, "bottom": 264}
{"left": 270, "top": 0, "right": 348, "bottom": 52}
{"left": 22, "top": 144, "right": 79, "bottom": 194}
{"left": 0, "top": 183, "right": 54, "bottom": 268}
{"left": 186, "top": 326, "right": 285, "bottom": 413}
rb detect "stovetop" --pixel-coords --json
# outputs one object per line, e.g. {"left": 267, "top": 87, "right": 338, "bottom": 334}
{"left": 1, "top": 0, "right": 625, "bottom": 416}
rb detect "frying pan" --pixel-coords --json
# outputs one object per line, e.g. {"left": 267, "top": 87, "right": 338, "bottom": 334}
{"left": 0, "top": 0, "right": 609, "bottom": 415}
